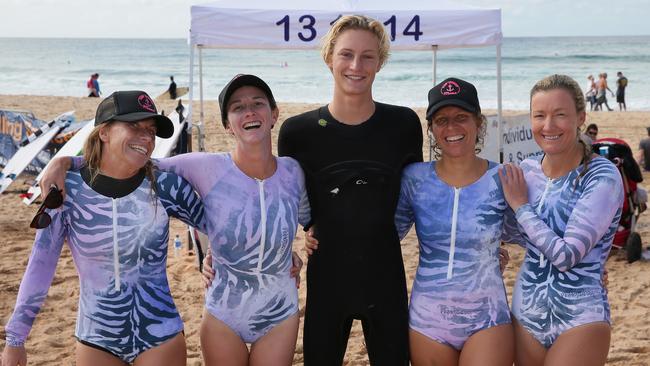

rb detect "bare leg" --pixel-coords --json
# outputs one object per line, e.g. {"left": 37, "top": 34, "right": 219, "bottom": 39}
{"left": 200, "top": 310, "right": 249, "bottom": 366}
{"left": 512, "top": 318, "right": 546, "bottom": 366}
{"left": 134, "top": 332, "right": 187, "bottom": 366}
{"left": 544, "top": 322, "right": 610, "bottom": 366}
{"left": 409, "top": 328, "right": 459, "bottom": 366}
{"left": 76, "top": 342, "right": 127, "bottom": 366}
{"left": 249, "top": 313, "right": 299, "bottom": 366}
{"left": 459, "top": 323, "right": 514, "bottom": 366}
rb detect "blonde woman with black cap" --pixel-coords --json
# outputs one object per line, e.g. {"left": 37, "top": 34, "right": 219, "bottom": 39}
{"left": 3, "top": 91, "right": 207, "bottom": 366}
{"left": 394, "top": 78, "right": 515, "bottom": 366}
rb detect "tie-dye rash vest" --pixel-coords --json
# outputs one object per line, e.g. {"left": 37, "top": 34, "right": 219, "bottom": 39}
{"left": 394, "top": 161, "right": 511, "bottom": 350}
{"left": 506, "top": 156, "right": 623, "bottom": 348}
{"left": 155, "top": 152, "right": 310, "bottom": 343}
{"left": 5, "top": 169, "right": 207, "bottom": 363}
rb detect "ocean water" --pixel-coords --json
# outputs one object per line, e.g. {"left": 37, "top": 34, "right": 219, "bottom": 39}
{"left": 0, "top": 36, "right": 649, "bottom": 110}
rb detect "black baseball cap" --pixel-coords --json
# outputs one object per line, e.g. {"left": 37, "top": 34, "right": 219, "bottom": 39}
{"left": 95, "top": 90, "right": 174, "bottom": 138}
{"left": 426, "top": 77, "right": 481, "bottom": 121}
{"left": 218, "top": 74, "right": 276, "bottom": 128}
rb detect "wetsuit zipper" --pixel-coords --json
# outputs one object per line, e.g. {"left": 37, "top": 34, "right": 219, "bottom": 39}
{"left": 112, "top": 198, "right": 120, "bottom": 291}
{"left": 256, "top": 179, "right": 267, "bottom": 287}
{"left": 447, "top": 187, "right": 461, "bottom": 280}
{"left": 537, "top": 178, "right": 552, "bottom": 268}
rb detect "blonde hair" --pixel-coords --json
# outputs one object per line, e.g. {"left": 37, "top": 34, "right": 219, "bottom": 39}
{"left": 83, "top": 122, "right": 157, "bottom": 197}
{"left": 320, "top": 15, "right": 390, "bottom": 68}
{"left": 530, "top": 74, "right": 591, "bottom": 186}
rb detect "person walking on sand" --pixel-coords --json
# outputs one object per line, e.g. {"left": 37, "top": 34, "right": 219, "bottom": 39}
{"left": 2, "top": 91, "right": 207, "bottom": 366}
{"left": 595, "top": 73, "right": 614, "bottom": 111}
{"left": 500, "top": 74, "right": 623, "bottom": 366}
{"left": 585, "top": 75, "right": 597, "bottom": 111}
{"left": 616, "top": 71, "right": 628, "bottom": 111}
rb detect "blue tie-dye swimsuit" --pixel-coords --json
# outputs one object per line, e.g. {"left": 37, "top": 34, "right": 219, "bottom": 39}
{"left": 5, "top": 169, "right": 207, "bottom": 363}
{"left": 507, "top": 156, "right": 623, "bottom": 348}
{"left": 395, "top": 161, "right": 511, "bottom": 350}
{"left": 156, "top": 152, "right": 310, "bottom": 343}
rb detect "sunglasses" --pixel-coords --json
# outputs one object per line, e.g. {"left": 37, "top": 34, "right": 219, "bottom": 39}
{"left": 30, "top": 186, "right": 64, "bottom": 229}
{"left": 587, "top": 131, "right": 598, "bottom": 137}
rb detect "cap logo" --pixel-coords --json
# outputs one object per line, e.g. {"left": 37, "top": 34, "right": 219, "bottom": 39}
{"left": 440, "top": 81, "right": 461, "bottom": 96}
{"left": 138, "top": 94, "right": 156, "bottom": 113}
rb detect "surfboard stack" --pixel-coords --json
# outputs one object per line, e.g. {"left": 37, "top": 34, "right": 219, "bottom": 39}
{"left": 0, "top": 111, "right": 74, "bottom": 195}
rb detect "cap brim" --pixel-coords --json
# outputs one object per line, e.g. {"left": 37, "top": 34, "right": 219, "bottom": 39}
{"left": 114, "top": 112, "right": 174, "bottom": 138}
{"left": 426, "top": 100, "right": 479, "bottom": 120}
{"left": 219, "top": 75, "right": 275, "bottom": 125}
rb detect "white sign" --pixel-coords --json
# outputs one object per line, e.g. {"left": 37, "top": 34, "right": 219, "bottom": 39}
{"left": 501, "top": 114, "right": 543, "bottom": 164}
{"left": 478, "top": 115, "right": 500, "bottom": 162}
{"left": 190, "top": 2, "right": 502, "bottom": 50}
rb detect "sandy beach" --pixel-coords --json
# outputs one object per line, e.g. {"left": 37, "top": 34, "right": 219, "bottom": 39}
{"left": 0, "top": 95, "right": 649, "bottom": 365}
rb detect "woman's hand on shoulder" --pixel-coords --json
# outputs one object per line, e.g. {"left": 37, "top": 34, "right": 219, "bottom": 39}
{"left": 499, "top": 163, "right": 529, "bottom": 211}
{"left": 2, "top": 344, "right": 27, "bottom": 366}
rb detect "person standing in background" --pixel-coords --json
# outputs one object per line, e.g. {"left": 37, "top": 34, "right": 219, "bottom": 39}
{"left": 595, "top": 73, "right": 614, "bottom": 112}
{"left": 616, "top": 71, "right": 628, "bottom": 111}
{"left": 168, "top": 76, "right": 177, "bottom": 99}
{"left": 86, "top": 73, "right": 100, "bottom": 97}
{"left": 585, "top": 75, "right": 597, "bottom": 111}
{"left": 637, "top": 127, "right": 650, "bottom": 171}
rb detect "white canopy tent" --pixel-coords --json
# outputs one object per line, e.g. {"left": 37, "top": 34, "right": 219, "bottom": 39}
{"left": 189, "top": 0, "right": 503, "bottom": 157}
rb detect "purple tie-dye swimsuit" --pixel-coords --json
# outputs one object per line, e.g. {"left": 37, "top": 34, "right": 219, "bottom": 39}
{"left": 507, "top": 156, "right": 623, "bottom": 347}
{"left": 395, "top": 161, "right": 511, "bottom": 350}
{"left": 155, "top": 152, "right": 310, "bottom": 343}
{"left": 5, "top": 169, "right": 206, "bottom": 363}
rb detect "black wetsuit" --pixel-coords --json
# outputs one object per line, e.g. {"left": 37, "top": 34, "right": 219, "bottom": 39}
{"left": 278, "top": 103, "right": 423, "bottom": 365}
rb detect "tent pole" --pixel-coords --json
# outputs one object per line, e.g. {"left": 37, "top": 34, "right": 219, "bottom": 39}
{"left": 429, "top": 45, "right": 438, "bottom": 161}
{"left": 496, "top": 44, "right": 503, "bottom": 163}
{"left": 198, "top": 46, "right": 205, "bottom": 152}
{"left": 431, "top": 45, "right": 438, "bottom": 85}
{"left": 188, "top": 43, "right": 195, "bottom": 142}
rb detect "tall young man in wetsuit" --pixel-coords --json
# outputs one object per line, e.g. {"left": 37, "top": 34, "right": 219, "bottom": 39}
{"left": 278, "top": 15, "right": 423, "bottom": 365}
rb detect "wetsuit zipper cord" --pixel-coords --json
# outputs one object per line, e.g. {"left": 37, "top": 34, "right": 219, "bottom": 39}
{"left": 112, "top": 198, "right": 120, "bottom": 291}
{"left": 256, "top": 180, "right": 267, "bottom": 282}
{"left": 447, "top": 187, "right": 461, "bottom": 280}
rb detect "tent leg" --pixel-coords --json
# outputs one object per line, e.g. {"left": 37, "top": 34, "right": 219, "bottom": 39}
{"left": 198, "top": 47, "right": 205, "bottom": 152}
{"left": 188, "top": 44, "right": 195, "bottom": 149}
{"left": 496, "top": 44, "right": 503, "bottom": 163}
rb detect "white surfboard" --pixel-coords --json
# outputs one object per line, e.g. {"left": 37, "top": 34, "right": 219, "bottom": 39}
{"left": 151, "top": 109, "right": 185, "bottom": 158}
{"left": 0, "top": 123, "right": 66, "bottom": 194}
{"left": 156, "top": 87, "right": 189, "bottom": 100}
{"left": 22, "top": 120, "right": 95, "bottom": 205}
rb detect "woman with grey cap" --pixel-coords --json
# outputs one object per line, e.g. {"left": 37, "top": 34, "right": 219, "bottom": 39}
{"left": 394, "top": 78, "right": 516, "bottom": 365}
{"left": 3, "top": 91, "right": 208, "bottom": 365}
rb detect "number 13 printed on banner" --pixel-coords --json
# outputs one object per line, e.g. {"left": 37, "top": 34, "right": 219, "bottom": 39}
{"left": 275, "top": 14, "right": 423, "bottom": 42}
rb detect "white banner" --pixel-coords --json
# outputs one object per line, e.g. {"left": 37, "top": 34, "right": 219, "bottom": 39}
{"left": 190, "top": 3, "right": 501, "bottom": 50}
{"left": 501, "top": 114, "right": 543, "bottom": 164}
{"left": 478, "top": 115, "right": 500, "bottom": 162}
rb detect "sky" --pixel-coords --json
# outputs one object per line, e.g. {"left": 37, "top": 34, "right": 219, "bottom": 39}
{"left": 1, "top": 0, "right": 649, "bottom": 39}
